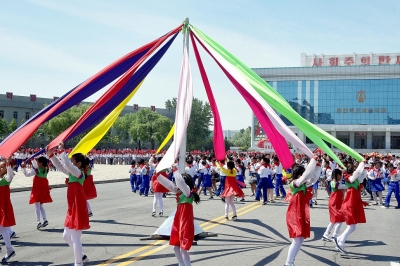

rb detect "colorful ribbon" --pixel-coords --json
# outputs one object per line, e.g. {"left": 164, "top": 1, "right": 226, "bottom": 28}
{"left": 190, "top": 34, "right": 225, "bottom": 161}
{"left": 156, "top": 124, "right": 175, "bottom": 154}
{"left": 70, "top": 80, "right": 145, "bottom": 156}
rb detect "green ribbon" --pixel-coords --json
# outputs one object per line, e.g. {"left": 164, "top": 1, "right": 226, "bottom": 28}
{"left": 189, "top": 24, "right": 363, "bottom": 166}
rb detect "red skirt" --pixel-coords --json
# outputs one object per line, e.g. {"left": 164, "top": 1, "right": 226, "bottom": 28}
{"left": 0, "top": 186, "right": 16, "bottom": 227}
{"left": 221, "top": 176, "right": 245, "bottom": 198}
{"left": 65, "top": 182, "right": 90, "bottom": 230}
{"left": 29, "top": 176, "right": 53, "bottom": 204}
{"left": 152, "top": 175, "right": 169, "bottom": 193}
{"left": 170, "top": 203, "right": 194, "bottom": 250}
{"left": 286, "top": 187, "right": 313, "bottom": 238}
{"left": 83, "top": 175, "right": 97, "bottom": 200}
{"left": 328, "top": 190, "right": 345, "bottom": 223}
{"left": 341, "top": 187, "right": 366, "bottom": 225}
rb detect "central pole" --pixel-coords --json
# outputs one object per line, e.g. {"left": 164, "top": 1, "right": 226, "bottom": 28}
{"left": 178, "top": 17, "right": 189, "bottom": 173}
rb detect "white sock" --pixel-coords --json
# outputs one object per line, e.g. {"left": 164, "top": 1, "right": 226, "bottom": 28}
{"left": 35, "top": 202, "right": 41, "bottom": 222}
{"left": 324, "top": 222, "right": 334, "bottom": 236}
{"left": 333, "top": 223, "right": 342, "bottom": 238}
{"left": 86, "top": 201, "right": 92, "bottom": 214}
{"left": 0, "top": 227, "right": 13, "bottom": 251}
{"left": 180, "top": 248, "right": 191, "bottom": 266}
{"left": 40, "top": 204, "right": 47, "bottom": 221}
{"left": 338, "top": 224, "right": 356, "bottom": 246}
{"left": 174, "top": 246, "right": 184, "bottom": 265}
{"left": 286, "top": 237, "right": 303, "bottom": 264}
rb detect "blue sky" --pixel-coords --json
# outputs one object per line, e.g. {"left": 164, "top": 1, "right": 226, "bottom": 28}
{"left": 1, "top": 0, "right": 399, "bottom": 130}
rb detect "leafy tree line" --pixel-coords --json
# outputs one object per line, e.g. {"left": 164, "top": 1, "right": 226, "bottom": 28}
{"left": 229, "top": 127, "right": 251, "bottom": 149}
{"left": 1, "top": 99, "right": 251, "bottom": 151}
{"left": 0, "top": 97, "right": 214, "bottom": 150}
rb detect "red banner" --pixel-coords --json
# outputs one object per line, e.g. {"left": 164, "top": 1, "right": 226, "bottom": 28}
{"left": 6, "top": 92, "right": 12, "bottom": 100}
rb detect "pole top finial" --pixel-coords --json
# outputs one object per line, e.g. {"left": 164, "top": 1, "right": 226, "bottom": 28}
{"left": 184, "top": 17, "right": 189, "bottom": 23}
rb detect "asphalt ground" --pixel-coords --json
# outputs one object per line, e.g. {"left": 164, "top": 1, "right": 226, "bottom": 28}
{"left": 5, "top": 181, "right": 400, "bottom": 266}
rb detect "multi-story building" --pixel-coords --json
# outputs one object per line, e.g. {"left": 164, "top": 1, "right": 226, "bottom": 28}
{"left": 0, "top": 93, "right": 175, "bottom": 125}
{"left": 251, "top": 52, "right": 400, "bottom": 153}
{"left": 0, "top": 93, "right": 176, "bottom": 149}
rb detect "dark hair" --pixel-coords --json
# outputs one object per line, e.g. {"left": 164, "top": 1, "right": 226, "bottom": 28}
{"left": 131, "top": 160, "right": 136, "bottom": 166}
{"left": 181, "top": 173, "right": 200, "bottom": 204}
{"left": 332, "top": 169, "right": 342, "bottom": 181}
{"left": 85, "top": 157, "right": 90, "bottom": 168}
{"left": 157, "top": 157, "right": 162, "bottom": 163}
{"left": 388, "top": 163, "right": 394, "bottom": 168}
{"left": 261, "top": 157, "right": 270, "bottom": 164}
{"left": 139, "top": 159, "right": 145, "bottom": 165}
{"left": 71, "top": 153, "right": 86, "bottom": 170}
{"left": 292, "top": 164, "right": 305, "bottom": 180}
{"left": 37, "top": 157, "right": 48, "bottom": 168}
{"left": 346, "top": 164, "right": 355, "bottom": 175}
{"left": 227, "top": 161, "right": 235, "bottom": 170}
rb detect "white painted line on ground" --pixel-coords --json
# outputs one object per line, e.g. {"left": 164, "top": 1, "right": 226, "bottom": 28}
{"left": 391, "top": 261, "right": 400, "bottom": 266}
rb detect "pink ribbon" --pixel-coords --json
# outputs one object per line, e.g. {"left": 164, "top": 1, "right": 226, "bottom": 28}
{"left": 191, "top": 34, "right": 225, "bottom": 161}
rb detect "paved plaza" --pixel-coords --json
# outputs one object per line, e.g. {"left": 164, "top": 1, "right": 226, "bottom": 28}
{"left": 4, "top": 165, "right": 400, "bottom": 265}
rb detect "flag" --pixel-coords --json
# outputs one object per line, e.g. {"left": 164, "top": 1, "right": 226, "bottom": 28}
{"left": 6, "top": 92, "right": 12, "bottom": 100}
{"left": 30, "top": 94, "right": 36, "bottom": 102}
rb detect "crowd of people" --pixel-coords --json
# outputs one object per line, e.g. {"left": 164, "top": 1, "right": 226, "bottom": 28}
{"left": 0, "top": 146, "right": 399, "bottom": 265}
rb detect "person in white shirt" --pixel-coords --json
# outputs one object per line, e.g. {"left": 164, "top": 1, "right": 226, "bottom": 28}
{"left": 381, "top": 163, "right": 400, "bottom": 209}
{"left": 368, "top": 161, "right": 385, "bottom": 205}
{"left": 272, "top": 156, "right": 286, "bottom": 199}
{"left": 256, "top": 157, "right": 274, "bottom": 204}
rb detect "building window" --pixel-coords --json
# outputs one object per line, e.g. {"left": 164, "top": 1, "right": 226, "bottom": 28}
{"left": 354, "top": 134, "right": 367, "bottom": 149}
{"left": 0, "top": 110, "right": 3, "bottom": 119}
{"left": 337, "top": 136, "right": 350, "bottom": 146}
{"left": 391, "top": 136, "right": 400, "bottom": 149}
{"left": 372, "top": 136, "right": 385, "bottom": 149}
{"left": 25, "top": 112, "right": 30, "bottom": 120}
{"left": 13, "top": 111, "right": 18, "bottom": 120}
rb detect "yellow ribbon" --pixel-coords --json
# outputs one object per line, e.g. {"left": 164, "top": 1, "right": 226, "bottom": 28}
{"left": 156, "top": 123, "right": 175, "bottom": 154}
{"left": 70, "top": 80, "right": 145, "bottom": 157}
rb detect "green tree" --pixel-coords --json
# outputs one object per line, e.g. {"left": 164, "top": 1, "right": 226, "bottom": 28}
{"left": 42, "top": 104, "right": 90, "bottom": 140}
{"left": 113, "top": 113, "right": 136, "bottom": 142}
{"left": 8, "top": 118, "right": 17, "bottom": 133}
{"left": 0, "top": 118, "right": 9, "bottom": 137}
{"left": 230, "top": 126, "right": 251, "bottom": 148}
{"left": 165, "top": 97, "right": 213, "bottom": 150}
{"left": 129, "top": 108, "right": 173, "bottom": 149}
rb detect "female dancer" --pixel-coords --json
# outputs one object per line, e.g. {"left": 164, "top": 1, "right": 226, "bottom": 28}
{"left": 368, "top": 161, "right": 384, "bottom": 205}
{"left": 285, "top": 156, "right": 320, "bottom": 266}
{"left": 151, "top": 158, "right": 169, "bottom": 217}
{"left": 21, "top": 157, "right": 52, "bottom": 229}
{"left": 47, "top": 143, "right": 90, "bottom": 266}
{"left": 322, "top": 168, "right": 345, "bottom": 241}
{"left": 334, "top": 160, "right": 366, "bottom": 254}
{"left": 235, "top": 159, "right": 245, "bottom": 202}
{"left": 84, "top": 157, "right": 97, "bottom": 217}
{"left": 156, "top": 165, "right": 200, "bottom": 266}
{"left": 0, "top": 156, "right": 16, "bottom": 262}
{"left": 217, "top": 160, "right": 244, "bottom": 220}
